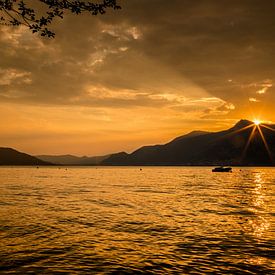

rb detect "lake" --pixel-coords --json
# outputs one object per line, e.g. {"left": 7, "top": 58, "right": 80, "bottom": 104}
{"left": 0, "top": 167, "right": 274, "bottom": 274}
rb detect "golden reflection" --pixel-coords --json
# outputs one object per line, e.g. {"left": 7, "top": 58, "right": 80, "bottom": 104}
{"left": 248, "top": 216, "right": 270, "bottom": 238}
{"left": 247, "top": 172, "right": 270, "bottom": 239}
{"left": 0, "top": 167, "right": 274, "bottom": 273}
{"left": 253, "top": 173, "right": 264, "bottom": 208}
{"left": 248, "top": 256, "right": 266, "bottom": 266}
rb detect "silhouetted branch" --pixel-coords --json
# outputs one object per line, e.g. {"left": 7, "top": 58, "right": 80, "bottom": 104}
{"left": 0, "top": 0, "right": 121, "bottom": 38}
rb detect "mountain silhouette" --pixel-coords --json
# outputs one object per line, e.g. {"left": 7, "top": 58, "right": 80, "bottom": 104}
{"left": 2, "top": 120, "right": 274, "bottom": 166}
{"left": 102, "top": 120, "right": 275, "bottom": 166}
{"left": 36, "top": 154, "right": 110, "bottom": 165}
{"left": 0, "top": 147, "right": 52, "bottom": 165}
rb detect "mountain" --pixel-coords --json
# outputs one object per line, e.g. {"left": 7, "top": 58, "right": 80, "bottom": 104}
{"left": 0, "top": 147, "right": 52, "bottom": 165}
{"left": 169, "top": 130, "right": 209, "bottom": 142}
{"left": 36, "top": 154, "right": 110, "bottom": 165}
{"left": 2, "top": 120, "right": 274, "bottom": 166}
{"left": 102, "top": 120, "right": 275, "bottom": 166}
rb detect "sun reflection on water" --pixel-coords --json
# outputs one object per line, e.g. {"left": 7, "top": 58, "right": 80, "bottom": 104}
{"left": 0, "top": 167, "right": 274, "bottom": 273}
{"left": 247, "top": 172, "right": 270, "bottom": 239}
{"left": 253, "top": 173, "right": 264, "bottom": 208}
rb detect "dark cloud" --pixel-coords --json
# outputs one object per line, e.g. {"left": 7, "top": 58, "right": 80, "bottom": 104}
{"left": 0, "top": 0, "right": 274, "bottom": 114}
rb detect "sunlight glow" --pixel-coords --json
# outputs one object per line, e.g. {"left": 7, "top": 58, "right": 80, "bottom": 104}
{"left": 253, "top": 119, "right": 261, "bottom": 125}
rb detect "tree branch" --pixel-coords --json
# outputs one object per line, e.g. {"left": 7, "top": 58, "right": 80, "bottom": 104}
{"left": 0, "top": 0, "right": 121, "bottom": 37}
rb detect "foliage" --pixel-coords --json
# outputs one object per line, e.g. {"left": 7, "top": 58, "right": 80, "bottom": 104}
{"left": 0, "top": 0, "right": 121, "bottom": 37}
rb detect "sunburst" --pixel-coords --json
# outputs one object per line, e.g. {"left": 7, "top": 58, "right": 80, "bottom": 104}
{"left": 241, "top": 120, "right": 273, "bottom": 163}
{"left": 261, "top": 124, "right": 275, "bottom": 132}
{"left": 253, "top": 119, "right": 261, "bottom": 126}
{"left": 242, "top": 125, "right": 257, "bottom": 160}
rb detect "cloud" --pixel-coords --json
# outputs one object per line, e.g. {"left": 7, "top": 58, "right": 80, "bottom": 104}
{"left": 256, "top": 81, "right": 272, "bottom": 94}
{"left": 202, "top": 101, "right": 235, "bottom": 118}
{"left": 0, "top": 68, "right": 32, "bottom": 86}
{"left": 1, "top": 1, "right": 275, "bottom": 111}
{"left": 249, "top": 97, "right": 259, "bottom": 102}
{"left": 0, "top": 0, "right": 275, "bottom": 154}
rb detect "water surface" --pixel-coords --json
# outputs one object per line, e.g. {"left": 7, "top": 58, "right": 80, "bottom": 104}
{"left": 0, "top": 167, "right": 274, "bottom": 274}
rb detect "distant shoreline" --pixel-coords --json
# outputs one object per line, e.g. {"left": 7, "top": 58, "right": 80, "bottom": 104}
{"left": 0, "top": 165, "right": 274, "bottom": 168}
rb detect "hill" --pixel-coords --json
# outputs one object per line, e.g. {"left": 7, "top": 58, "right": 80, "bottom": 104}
{"left": 36, "top": 154, "right": 110, "bottom": 165}
{"left": 102, "top": 120, "right": 275, "bottom": 166}
{"left": 0, "top": 148, "right": 52, "bottom": 165}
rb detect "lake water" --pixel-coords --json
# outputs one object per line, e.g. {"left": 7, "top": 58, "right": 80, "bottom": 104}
{"left": 0, "top": 167, "right": 274, "bottom": 274}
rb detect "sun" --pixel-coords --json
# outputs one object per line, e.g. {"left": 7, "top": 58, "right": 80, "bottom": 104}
{"left": 253, "top": 119, "right": 261, "bottom": 125}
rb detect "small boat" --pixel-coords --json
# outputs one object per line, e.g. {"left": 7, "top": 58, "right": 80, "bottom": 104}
{"left": 212, "top": 166, "right": 232, "bottom": 172}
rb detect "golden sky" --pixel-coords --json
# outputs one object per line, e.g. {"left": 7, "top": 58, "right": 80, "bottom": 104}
{"left": 0, "top": 0, "right": 274, "bottom": 156}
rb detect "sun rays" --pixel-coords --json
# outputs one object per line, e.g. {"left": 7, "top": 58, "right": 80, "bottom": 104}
{"left": 242, "top": 125, "right": 257, "bottom": 160}
{"left": 210, "top": 118, "right": 273, "bottom": 164}
{"left": 261, "top": 124, "right": 275, "bottom": 132}
{"left": 232, "top": 124, "right": 254, "bottom": 135}
{"left": 241, "top": 120, "right": 274, "bottom": 163}
{"left": 257, "top": 126, "right": 273, "bottom": 161}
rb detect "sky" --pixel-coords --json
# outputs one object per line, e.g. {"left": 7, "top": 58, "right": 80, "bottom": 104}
{"left": 0, "top": 0, "right": 275, "bottom": 156}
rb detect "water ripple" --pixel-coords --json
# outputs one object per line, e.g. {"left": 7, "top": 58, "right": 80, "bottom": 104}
{"left": 0, "top": 167, "right": 274, "bottom": 274}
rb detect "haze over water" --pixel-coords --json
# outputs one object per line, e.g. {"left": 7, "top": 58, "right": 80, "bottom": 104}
{"left": 0, "top": 167, "right": 274, "bottom": 274}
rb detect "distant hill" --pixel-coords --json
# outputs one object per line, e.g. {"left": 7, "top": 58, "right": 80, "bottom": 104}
{"left": 2, "top": 120, "right": 274, "bottom": 166}
{"left": 0, "top": 148, "right": 52, "bottom": 165}
{"left": 102, "top": 120, "right": 275, "bottom": 166}
{"left": 36, "top": 154, "right": 110, "bottom": 165}
{"left": 171, "top": 130, "right": 209, "bottom": 142}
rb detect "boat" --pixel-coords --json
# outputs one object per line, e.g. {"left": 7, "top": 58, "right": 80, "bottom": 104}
{"left": 212, "top": 166, "right": 232, "bottom": 172}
